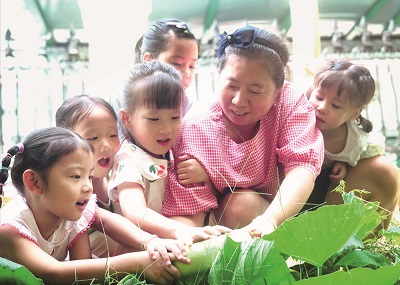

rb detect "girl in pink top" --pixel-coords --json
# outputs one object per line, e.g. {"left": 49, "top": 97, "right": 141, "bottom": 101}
{"left": 305, "top": 59, "right": 399, "bottom": 229}
{"left": 164, "top": 25, "right": 324, "bottom": 236}
{"left": 0, "top": 127, "right": 188, "bottom": 285}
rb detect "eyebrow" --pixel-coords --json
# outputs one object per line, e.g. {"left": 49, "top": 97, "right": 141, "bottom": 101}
{"left": 226, "top": 77, "right": 265, "bottom": 88}
{"left": 170, "top": 54, "right": 198, "bottom": 61}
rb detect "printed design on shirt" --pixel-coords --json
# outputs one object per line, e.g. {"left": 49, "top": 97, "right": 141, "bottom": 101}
{"left": 111, "top": 161, "right": 124, "bottom": 182}
{"left": 149, "top": 164, "right": 167, "bottom": 177}
{"left": 128, "top": 144, "right": 138, "bottom": 152}
{"left": 148, "top": 164, "right": 167, "bottom": 182}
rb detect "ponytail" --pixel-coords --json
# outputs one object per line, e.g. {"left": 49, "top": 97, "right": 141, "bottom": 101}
{"left": 134, "top": 35, "right": 144, "bottom": 64}
{"left": 357, "top": 114, "right": 373, "bottom": 133}
{"left": 0, "top": 143, "right": 24, "bottom": 208}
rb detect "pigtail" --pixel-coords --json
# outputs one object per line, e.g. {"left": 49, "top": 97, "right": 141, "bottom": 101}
{"left": 357, "top": 114, "right": 373, "bottom": 133}
{"left": 0, "top": 143, "right": 24, "bottom": 207}
{"left": 134, "top": 35, "right": 144, "bottom": 64}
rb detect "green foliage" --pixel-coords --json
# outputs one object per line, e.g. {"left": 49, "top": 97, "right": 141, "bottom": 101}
{"left": 117, "top": 274, "right": 147, "bottom": 285}
{"left": 209, "top": 236, "right": 294, "bottom": 285}
{"left": 175, "top": 187, "right": 400, "bottom": 284}
{"left": 0, "top": 257, "right": 43, "bottom": 285}
{"left": 5, "top": 186, "right": 400, "bottom": 284}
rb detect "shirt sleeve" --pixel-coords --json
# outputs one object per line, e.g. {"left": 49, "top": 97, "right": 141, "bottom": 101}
{"left": 276, "top": 86, "right": 324, "bottom": 180}
{"left": 108, "top": 145, "right": 146, "bottom": 193}
{"left": 163, "top": 118, "right": 218, "bottom": 217}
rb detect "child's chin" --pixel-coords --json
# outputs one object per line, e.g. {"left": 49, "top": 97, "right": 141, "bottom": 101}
{"left": 95, "top": 169, "right": 111, "bottom": 179}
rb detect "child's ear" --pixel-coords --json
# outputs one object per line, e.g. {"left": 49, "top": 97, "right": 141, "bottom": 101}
{"left": 120, "top": 109, "right": 131, "bottom": 129}
{"left": 351, "top": 108, "right": 363, "bottom": 121}
{"left": 22, "top": 170, "right": 43, "bottom": 195}
{"left": 143, "top": 52, "right": 153, "bottom": 62}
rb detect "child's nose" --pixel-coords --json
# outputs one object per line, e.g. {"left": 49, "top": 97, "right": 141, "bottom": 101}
{"left": 159, "top": 123, "right": 172, "bottom": 134}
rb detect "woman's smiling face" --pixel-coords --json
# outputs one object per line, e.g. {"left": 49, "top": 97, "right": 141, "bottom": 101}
{"left": 218, "top": 55, "right": 277, "bottom": 128}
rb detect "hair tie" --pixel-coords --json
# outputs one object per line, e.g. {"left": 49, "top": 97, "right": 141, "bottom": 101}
{"left": 166, "top": 21, "right": 188, "bottom": 33}
{"left": 217, "top": 25, "right": 274, "bottom": 59}
{"left": 6, "top": 153, "right": 12, "bottom": 159}
{"left": 1, "top": 166, "right": 8, "bottom": 171}
{"left": 17, "top": 143, "right": 24, "bottom": 153}
{"left": 0, "top": 183, "right": 4, "bottom": 187}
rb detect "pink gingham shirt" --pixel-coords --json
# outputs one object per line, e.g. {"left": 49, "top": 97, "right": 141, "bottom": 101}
{"left": 163, "top": 82, "right": 324, "bottom": 217}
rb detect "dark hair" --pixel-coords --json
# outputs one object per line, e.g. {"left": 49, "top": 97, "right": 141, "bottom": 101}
{"left": 134, "top": 18, "right": 199, "bottom": 63}
{"left": 0, "top": 127, "right": 93, "bottom": 206}
{"left": 311, "top": 59, "right": 375, "bottom": 132}
{"left": 120, "top": 60, "right": 184, "bottom": 139}
{"left": 55, "top": 94, "right": 117, "bottom": 129}
{"left": 217, "top": 26, "right": 289, "bottom": 89}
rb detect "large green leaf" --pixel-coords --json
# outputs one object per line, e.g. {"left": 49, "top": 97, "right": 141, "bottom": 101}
{"left": 335, "top": 250, "right": 390, "bottom": 268}
{"left": 342, "top": 191, "right": 382, "bottom": 239}
{"left": 0, "top": 257, "right": 43, "bottom": 285}
{"left": 281, "top": 264, "right": 400, "bottom": 284}
{"left": 208, "top": 234, "right": 243, "bottom": 284}
{"left": 236, "top": 239, "right": 294, "bottom": 285}
{"left": 208, "top": 237, "right": 294, "bottom": 285}
{"left": 264, "top": 197, "right": 372, "bottom": 266}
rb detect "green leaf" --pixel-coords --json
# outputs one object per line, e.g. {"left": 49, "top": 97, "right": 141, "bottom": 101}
{"left": 336, "top": 234, "right": 364, "bottom": 256}
{"left": 281, "top": 264, "right": 400, "bottom": 285}
{"left": 237, "top": 239, "right": 294, "bottom": 285}
{"left": 208, "top": 234, "right": 242, "bottom": 284}
{"left": 335, "top": 250, "right": 390, "bottom": 268}
{"left": 354, "top": 201, "right": 382, "bottom": 239}
{"left": 381, "top": 226, "right": 400, "bottom": 243}
{"left": 117, "top": 274, "right": 146, "bottom": 284}
{"left": 209, "top": 238, "right": 294, "bottom": 285}
{"left": 264, "top": 198, "right": 371, "bottom": 266}
{"left": 0, "top": 257, "right": 43, "bottom": 285}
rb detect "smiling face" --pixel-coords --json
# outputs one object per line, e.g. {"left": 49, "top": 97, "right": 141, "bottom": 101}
{"left": 121, "top": 105, "right": 182, "bottom": 158}
{"left": 156, "top": 37, "right": 198, "bottom": 90}
{"left": 218, "top": 55, "right": 277, "bottom": 134}
{"left": 308, "top": 84, "right": 361, "bottom": 132}
{"left": 41, "top": 148, "right": 94, "bottom": 222}
{"left": 73, "top": 106, "right": 120, "bottom": 178}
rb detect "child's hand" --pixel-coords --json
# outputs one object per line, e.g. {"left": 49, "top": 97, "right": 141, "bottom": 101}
{"left": 329, "top": 161, "right": 347, "bottom": 185}
{"left": 141, "top": 252, "right": 180, "bottom": 284}
{"left": 177, "top": 155, "right": 210, "bottom": 185}
{"left": 146, "top": 237, "right": 190, "bottom": 265}
{"left": 175, "top": 225, "right": 232, "bottom": 245}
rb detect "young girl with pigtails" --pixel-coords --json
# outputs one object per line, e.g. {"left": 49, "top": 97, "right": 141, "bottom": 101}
{"left": 0, "top": 127, "right": 189, "bottom": 285}
{"left": 56, "top": 94, "right": 193, "bottom": 259}
{"left": 306, "top": 59, "right": 399, "bottom": 229}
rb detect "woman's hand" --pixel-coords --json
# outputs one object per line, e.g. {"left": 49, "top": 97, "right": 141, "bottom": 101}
{"left": 243, "top": 215, "right": 277, "bottom": 238}
{"left": 175, "top": 224, "right": 232, "bottom": 245}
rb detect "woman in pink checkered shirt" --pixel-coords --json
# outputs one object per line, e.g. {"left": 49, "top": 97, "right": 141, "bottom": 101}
{"left": 163, "top": 25, "right": 325, "bottom": 237}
